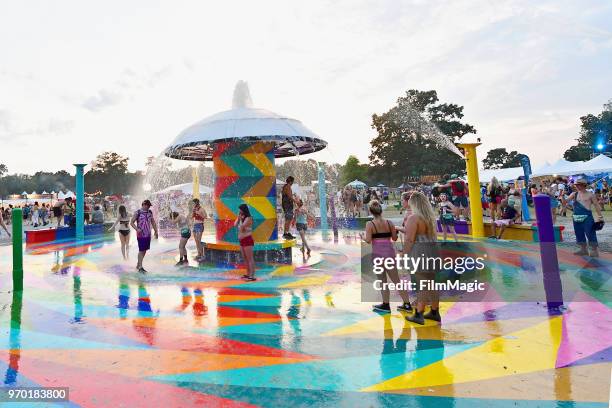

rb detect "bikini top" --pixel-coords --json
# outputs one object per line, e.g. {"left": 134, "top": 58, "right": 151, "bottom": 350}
{"left": 370, "top": 220, "right": 393, "bottom": 239}
{"left": 192, "top": 207, "right": 205, "bottom": 222}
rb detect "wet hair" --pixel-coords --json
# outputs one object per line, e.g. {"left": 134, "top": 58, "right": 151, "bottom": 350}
{"left": 407, "top": 192, "right": 437, "bottom": 239}
{"left": 286, "top": 176, "right": 294, "bottom": 184}
{"left": 296, "top": 198, "right": 304, "bottom": 207}
{"left": 192, "top": 198, "right": 200, "bottom": 206}
{"left": 369, "top": 200, "right": 383, "bottom": 216}
{"left": 142, "top": 199, "right": 152, "bottom": 207}
{"left": 65, "top": 197, "right": 72, "bottom": 202}
{"left": 94, "top": 205, "right": 100, "bottom": 211}
{"left": 171, "top": 211, "right": 179, "bottom": 219}
{"left": 118, "top": 205, "right": 127, "bottom": 218}
{"left": 238, "top": 204, "right": 251, "bottom": 218}
{"left": 401, "top": 191, "right": 412, "bottom": 202}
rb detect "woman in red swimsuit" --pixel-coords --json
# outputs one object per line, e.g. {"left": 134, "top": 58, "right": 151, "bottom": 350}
{"left": 235, "top": 204, "right": 256, "bottom": 281}
{"left": 191, "top": 198, "right": 207, "bottom": 261}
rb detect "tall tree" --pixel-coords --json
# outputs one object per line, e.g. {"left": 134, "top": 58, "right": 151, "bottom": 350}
{"left": 563, "top": 100, "right": 612, "bottom": 161}
{"left": 340, "top": 155, "right": 368, "bottom": 186}
{"left": 370, "top": 90, "right": 475, "bottom": 186}
{"left": 86, "top": 151, "right": 130, "bottom": 194}
{"left": 482, "top": 148, "right": 525, "bottom": 169}
{"left": 0, "top": 163, "right": 7, "bottom": 177}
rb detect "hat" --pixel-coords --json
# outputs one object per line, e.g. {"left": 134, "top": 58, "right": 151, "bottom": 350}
{"left": 575, "top": 178, "right": 588, "bottom": 185}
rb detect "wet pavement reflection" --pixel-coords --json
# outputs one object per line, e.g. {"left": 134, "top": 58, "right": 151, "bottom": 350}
{"left": 0, "top": 230, "right": 610, "bottom": 407}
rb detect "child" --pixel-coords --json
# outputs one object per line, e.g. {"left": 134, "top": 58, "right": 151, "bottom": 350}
{"left": 438, "top": 193, "right": 457, "bottom": 241}
{"left": 171, "top": 211, "right": 191, "bottom": 266}
{"left": 294, "top": 198, "right": 311, "bottom": 257}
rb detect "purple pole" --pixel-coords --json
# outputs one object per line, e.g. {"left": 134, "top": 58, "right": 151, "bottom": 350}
{"left": 328, "top": 194, "right": 338, "bottom": 238}
{"left": 533, "top": 194, "right": 563, "bottom": 309}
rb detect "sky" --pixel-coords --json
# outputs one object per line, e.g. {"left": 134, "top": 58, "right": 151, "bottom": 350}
{"left": 1, "top": 0, "right": 611, "bottom": 175}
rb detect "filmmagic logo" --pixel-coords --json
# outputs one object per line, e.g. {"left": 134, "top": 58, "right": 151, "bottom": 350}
{"left": 372, "top": 278, "right": 486, "bottom": 293}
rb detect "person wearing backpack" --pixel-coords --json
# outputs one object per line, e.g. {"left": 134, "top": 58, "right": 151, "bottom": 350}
{"left": 443, "top": 174, "right": 469, "bottom": 220}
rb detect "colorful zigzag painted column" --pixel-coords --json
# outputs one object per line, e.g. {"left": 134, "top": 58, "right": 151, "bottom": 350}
{"left": 213, "top": 141, "right": 277, "bottom": 243}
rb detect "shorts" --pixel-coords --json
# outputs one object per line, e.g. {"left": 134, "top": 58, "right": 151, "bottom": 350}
{"left": 490, "top": 196, "right": 502, "bottom": 205}
{"left": 193, "top": 223, "right": 204, "bottom": 234}
{"left": 119, "top": 229, "right": 130, "bottom": 237}
{"left": 296, "top": 222, "right": 307, "bottom": 232}
{"left": 550, "top": 198, "right": 559, "bottom": 209}
{"left": 283, "top": 208, "right": 294, "bottom": 221}
{"left": 53, "top": 207, "right": 62, "bottom": 217}
{"left": 180, "top": 227, "right": 191, "bottom": 239}
{"left": 137, "top": 236, "right": 151, "bottom": 252}
{"left": 63, "top": 215, "right": 72, "bottom": 225}
{"left": 440, "top": 215, "right": 455, "bottom": 225}
{"left": 239, "top": 236, "right": 254, "bottom": 247}
{"left": 453, "top": 196, "right": 468, "bottom": 208}
{"left": 494, "top": 219, "right": 513, "bottom": 227}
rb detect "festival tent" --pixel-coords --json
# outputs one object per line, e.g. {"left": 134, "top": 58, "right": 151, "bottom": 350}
{"left": 347, "top": 179, "right": 367, "bottom": 188}
{"left": 153, "top": 183, "right": 212, "bottom": 196}
{"left": 573, "top": 154, "right": 612, "bottom": 175}
{"left": 57, "top": 190, "right": 75, "bottom": 199}
{"left": 531, "top": 159, "right": 580, "bottom": 177}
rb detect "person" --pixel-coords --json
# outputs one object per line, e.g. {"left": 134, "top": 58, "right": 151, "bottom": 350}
{"left": 91, "top": 205, "right": 105, "bottom": 224}
{"left": 361, "top": 200, "right": 412, "bottom": 313}
{"left": 109, "top": 204, "right": 131, "bottom": 260}
{"left": 438, "top": 193, "right": 457, "bottom": 242}
{"left": 62, "top": 197, "right": 75, "bottom": 227}
{"left": 399, "top": 191, "right": 439, "bottom": 325}
{"left": 84, "top": 201, "right": 92, "bottom": 225}
{"left": 235, "top": 204, "right": 256, "bottom": 281}
{"left": 0, "top": 210, "right": 10, "bottom": 238}
{"left": 282, "top": 176, "right": 296, "bottom": 239}
{"left": 565, "top": 178, "right": 603, "bottom": 257}
{"left": 30, "top": 201, "right": 40, "bottom": 228}
{"left": 53, "top": 201, "right": 63, "bottom": 227}
{"left": 191, "top": 198, "right": 207, "bottom": 261}
{"left": 487, "top": 177, "right": 503, "bottom": 222}
{"left": 490, "top": 199, "right": 520, "bottom": 239}
{"left": 556, "top": 177, "right": 568, "bottom": 217}
{"left": 544, "top": 180, "right": 559, "bottom": 224}
{"left": 130, "top": 200, "right": 158, "bottom": 273}
{"left": 170, "top": 210, "right": 191, "bottom": 265}
{"left": 294, "top": 198, "right": 311, "bottom": 257}
{"left": 350, "top": 187, "right": 358, "bottom": 217}
{"left": 444, "top": 174, "right": 468, "bottom": 220}
{"left": 39, "top": 204, "right": 49, "bottom": 226}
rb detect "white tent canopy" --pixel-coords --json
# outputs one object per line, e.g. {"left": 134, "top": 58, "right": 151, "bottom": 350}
{"left": 347, "top": 179, "right": 367, "bottom": 188}
{"left": 153, "top": 183, "right": 212, "bottom": 196}
{"left": 531, "top": 155, "right": 612, "bottom": 177}
{"left": 573, "top": 154, "right": 612, "bottom": 175}
{"left": 532, "top": 159, "right": 580, "bottom": 177}
{"left": 57, "top": 190, "right": 75, "bottom": 200}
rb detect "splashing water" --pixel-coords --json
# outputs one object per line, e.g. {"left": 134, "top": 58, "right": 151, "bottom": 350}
{"left": 394, "top": 104, "right": 465, "bottom": 158}
{"left": 232, "top": 80, "right": 254, "bottom": 109}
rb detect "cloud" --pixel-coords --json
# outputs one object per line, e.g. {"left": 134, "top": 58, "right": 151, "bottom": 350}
{"left": 0, "top": 109, "right": 74, "bottom": 142}
{"left": 81, "top": 89, "right": 123, "bottom": 112}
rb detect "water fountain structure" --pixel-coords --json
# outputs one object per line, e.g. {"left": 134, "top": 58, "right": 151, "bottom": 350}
{"left": 164, "top": 81, "right": 327, "bottom": 264}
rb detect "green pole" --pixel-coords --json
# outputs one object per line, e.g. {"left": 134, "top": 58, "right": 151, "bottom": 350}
{"left": 12, "top": 208, "right": 23, "bottom": 292}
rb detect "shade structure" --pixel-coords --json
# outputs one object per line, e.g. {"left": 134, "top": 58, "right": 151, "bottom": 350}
{"left": 165, "top": 81, "right": 327, "bottom": 244}
{"left": 163, "top": 81, "right": 327, "bottom": 161}
{"left": 347, "top": 179, "right": 367, "bottom": 188}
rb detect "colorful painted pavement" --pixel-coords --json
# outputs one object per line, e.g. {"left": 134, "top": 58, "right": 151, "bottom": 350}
{"left": 0, "top": 230, "right": 610, "bottom": 407}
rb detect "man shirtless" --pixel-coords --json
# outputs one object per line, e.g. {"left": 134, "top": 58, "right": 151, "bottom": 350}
{"left": 565, "top": 178, "right": 604, "bottom": 257}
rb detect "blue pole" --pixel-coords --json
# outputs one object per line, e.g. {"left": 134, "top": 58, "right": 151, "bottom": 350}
{"left": 74, "top": 164, "right": 86, "bottom": 241}
{"left": 318, "top": 162, "right": 328, "bottom": 230}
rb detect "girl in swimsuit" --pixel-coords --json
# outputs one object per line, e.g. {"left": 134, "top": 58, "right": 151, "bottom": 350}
{"left": 361, "top": 200, "right": 411, "bottom": 313}
{"left": 191, "top": 198, "right": 207, "bottom": 261}
{"left": 438, "top": 193, "right": 457, "bottom": 242}
{"left": 171, "top": 211, "right": 191, "bottom": 266}
{"left": 108, "top": 205, "right": 131, "bottom": 260}
{"left": 235, "top": 204, "right": 256, "bottom": 281}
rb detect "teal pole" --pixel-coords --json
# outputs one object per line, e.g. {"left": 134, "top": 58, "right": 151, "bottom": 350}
{"left": 318, "top": 162, "right": 328, "bottom": 230}
{"left": 74, "top": 164, "right": 86, "bottom": 241}
{"left": 12, "top": 208, "right": 23, "bottom": 292}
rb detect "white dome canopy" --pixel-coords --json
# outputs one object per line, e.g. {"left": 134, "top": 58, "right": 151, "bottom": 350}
{"left": 164, "top": 81, "right": 327, "bottom": 161}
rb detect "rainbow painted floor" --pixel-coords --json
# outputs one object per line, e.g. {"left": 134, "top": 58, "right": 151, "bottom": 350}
{"left": 0, "top": 230, "right": 610, "bottom": 407}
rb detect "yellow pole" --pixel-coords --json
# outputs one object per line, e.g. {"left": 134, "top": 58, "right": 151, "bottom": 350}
{"left": 458, "top": 143, "right": 484, "bottom": 238}
{"left": 192, "top": 167, "right": 200, "bottom": 200}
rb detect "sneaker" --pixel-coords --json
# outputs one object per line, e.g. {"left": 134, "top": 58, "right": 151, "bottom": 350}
{"left": 372, "top": 303, "right": 391, "bottom": 313}
{"left": 573, "top": 249, "right": 588, "bottom": 256}
{"left": 589, "top": 249, "right": 600, "bottom": 258}
{"left": 423, "top": 309, "right": 441, "bottom": 322}
{"left": 397, "top": 303, "right": 412, "bottom": 312}
{"left": 175, "top": 260, "right": 185, "bottom": 266}
{"left": 138, "top": 267, "right": 147, "bottom": 274}
{"left": 406, "top": 312, "right": 425, "bottom": 325}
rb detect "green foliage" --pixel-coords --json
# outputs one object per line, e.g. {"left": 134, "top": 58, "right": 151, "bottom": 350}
{"left": 369, "top": 89, "right": 475, "bottom": 186}
{"left": 276, "top": 159, "right": 341, "bottom": 187}
{"left": 482, "top": 148, "right": 525, "bottom": 169}
{"left": 340, "top": 156, "right": 368, "bottom": 186}
{"left": 563, "top": 101, "right": 612, "bottom": 161}
{"left": 0, "top": 164, "right": 7, "bottom": 177}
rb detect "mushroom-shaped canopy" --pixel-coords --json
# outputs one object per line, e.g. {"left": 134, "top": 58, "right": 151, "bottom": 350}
{"left": 164, "top": 81, "right": 327, "bottom": 161}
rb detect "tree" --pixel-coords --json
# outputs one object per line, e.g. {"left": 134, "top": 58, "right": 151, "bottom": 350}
{"left": 482, "top": 148, "right": 525, "bottom": 169}
{"left": 340, "top": 156, "right": 368, "bottom": 186}
{"left": 0, "top": 164, "right": 7, "bottom": 177}
{"left": 563, "top": 101, "right": 612, "bottom": 161}
{"left": 86, "top": 151, "right": 130, "bottom": 194}
{"left": 369, "top": 90, "right": 475, "bottom": 186}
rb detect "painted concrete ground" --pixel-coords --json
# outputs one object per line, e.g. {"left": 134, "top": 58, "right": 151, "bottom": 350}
{"left": 0, "top": 229, "right": 610, "bottom": 407}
